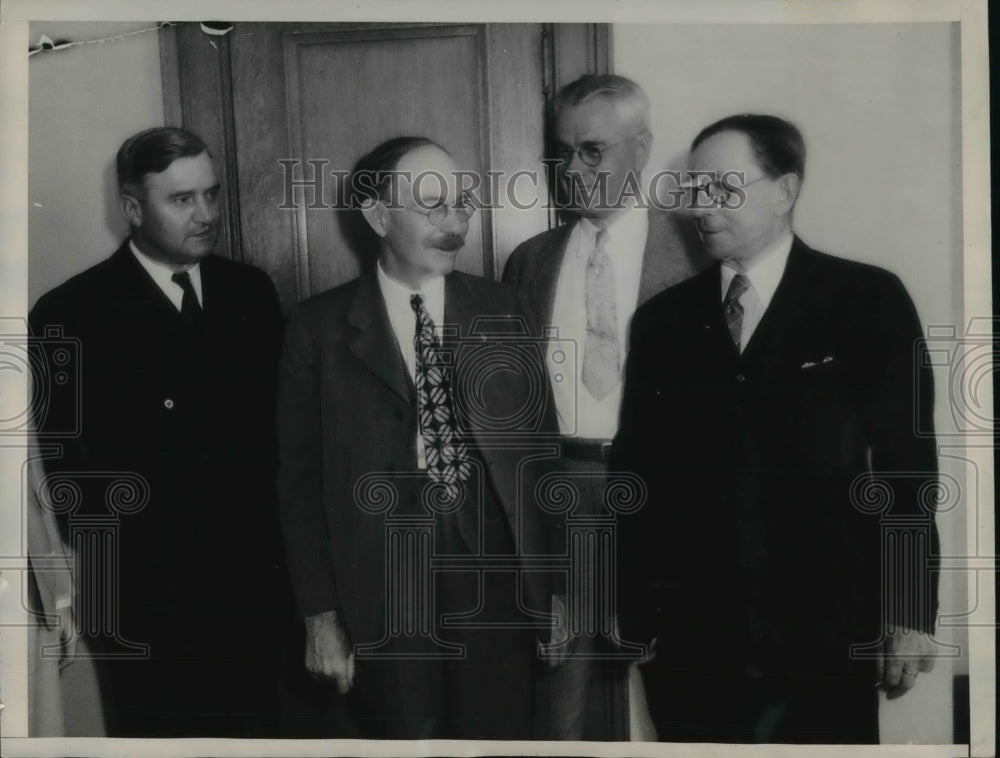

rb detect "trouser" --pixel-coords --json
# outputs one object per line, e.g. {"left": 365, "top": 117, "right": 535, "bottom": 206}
{"left": 350, "top": 471, "right": 537, "bottom": 740}
{"left": 535, "top": 457, "right": 630, "bottom": 740}
{"left": 641, "top": 663, "right": 879, "bottom": 744}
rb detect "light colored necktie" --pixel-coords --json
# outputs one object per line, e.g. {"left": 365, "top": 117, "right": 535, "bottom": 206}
{"left": 724, "top": 273, "right": 751, "bottom": 351}
{"left": 411, "top": 294, "right": 471, "bottom": 501}
{"left": 582, "top": 228, "right": 619, "bottom": 400}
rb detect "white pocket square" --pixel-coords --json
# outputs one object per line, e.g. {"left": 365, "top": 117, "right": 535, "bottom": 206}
{"left": 801, "top": 355, "right": 835, "bottom": 369}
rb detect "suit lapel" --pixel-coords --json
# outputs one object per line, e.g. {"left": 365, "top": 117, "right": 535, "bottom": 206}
{"left": 108, "top": 240, "right": 190, "bottom": 326}
{"left": 637, "top": 209, "right": 707, "bottom": 307}
{"left": 739, "top": 238, "right": 811, "bottom": 370}
{"left": 443, "top": 273, "right": 523, "bottom": 554}
{"left": 533, "top": 224, "right": 573, "bottom": 326}
{"left": 347, "top": 271, "right": 413, "bottom": 404}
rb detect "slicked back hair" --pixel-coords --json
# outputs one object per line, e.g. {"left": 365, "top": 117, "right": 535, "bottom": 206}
{"left": 116, "top": 127, "right": 210, "bottom": 199}
{"left": 552, "top": 74, "right": 650, "bottom": 133}
{"left": 692, "top": 114, "right": 806, "bottom": 183}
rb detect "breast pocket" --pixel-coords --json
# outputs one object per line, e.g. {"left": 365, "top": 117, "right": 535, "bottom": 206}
{"left": 786, "top": 359, "right": 866, "bottom": 475}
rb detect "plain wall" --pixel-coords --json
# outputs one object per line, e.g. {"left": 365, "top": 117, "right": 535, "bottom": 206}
{"left": 615, "top": 21, "right": 964, "bottom": 744}
{"left": 28, "top": 21, "right": 164, "bottom": 307}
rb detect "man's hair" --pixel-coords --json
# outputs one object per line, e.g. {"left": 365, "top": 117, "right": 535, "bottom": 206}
{"left": 116, "top": 127, "right": 210, "bottom": 199}
{"left": 350, "top": 136, "right": 445, "bottom": 207}
{"left": 553, "top": 74, "right": 650, "bottom": 132}
{"left": 692, "top": 114, "right": 806, "bottom": 183}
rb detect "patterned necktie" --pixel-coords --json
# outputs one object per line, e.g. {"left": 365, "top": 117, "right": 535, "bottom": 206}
{"left": 723, "top": 272, "right": 751, "bottom": 351}
{"left": 171, "top": 271, "right": 202, "bottom": 327}
{"left": 411, "top": 294, "right": 471, "bottom": 500}
{"left": 582, "top": 228, "right": 619, "bottom": 400}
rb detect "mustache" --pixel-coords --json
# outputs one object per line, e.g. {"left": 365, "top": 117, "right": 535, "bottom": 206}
{"left": 433, "top": 232, "right": 466, "bottom": 251}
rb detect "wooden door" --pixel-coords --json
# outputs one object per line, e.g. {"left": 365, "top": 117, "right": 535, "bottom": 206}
{"left": 161, "top": 22, "right": 611, "bottom": 310}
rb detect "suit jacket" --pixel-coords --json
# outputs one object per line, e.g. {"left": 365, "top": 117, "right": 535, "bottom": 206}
{"left": 612, "top": 238, "right": 939, "bottom": 677}
{"left": 276, "top": 269, "right": 558, "bottom": 650}
{"left": 502, "top": 208, "right": 710, "bottom": 331}
{"left": 28, "top": 240, "right": 285, "bottom": 654}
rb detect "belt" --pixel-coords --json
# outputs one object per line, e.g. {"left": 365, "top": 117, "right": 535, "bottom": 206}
{"left": 560, "top": 437, "right": 613, "bottom": 465}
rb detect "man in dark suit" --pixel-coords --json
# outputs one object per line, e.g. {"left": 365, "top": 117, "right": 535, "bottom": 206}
{"left": 613, "top": 114, "right": 940, "bottom": 743}
{"left": 29, "top": 127, "right": 285, "bottom": 736}
{"left": 277, "top": 136, "right": 557, "bottom": 740}
{"left": 502, "top": 74, "right": 709, "bottom": 740}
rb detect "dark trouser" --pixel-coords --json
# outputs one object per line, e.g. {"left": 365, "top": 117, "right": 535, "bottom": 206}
{"left": 349, "top": 471, "right": 537, "bottom": 740}
{"left": 536, "top": 457, "right": 630, "bottom": 741}
{"left": 101, "top": 640, "right": 280, "bottom": 737}
{"left": 641, "top": 662, "right": 879, "bottom": 744}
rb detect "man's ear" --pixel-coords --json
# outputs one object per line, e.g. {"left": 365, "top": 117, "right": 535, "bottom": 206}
{"left": 634, "top": 130, "right": 653, "bottom": 173}
{"left": 120, "top": 192, "right": 142, "bottom": 227}
{"left": 359, "top": 197, "right": 389, "bottom": 238}
{"left": 773, "top": 173, "right": 801, "bottom": 215}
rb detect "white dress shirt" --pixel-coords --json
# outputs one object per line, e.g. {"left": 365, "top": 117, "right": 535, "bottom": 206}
{"left": 548, "top": 204, "right": 648, "bottom": 438}
{"left": 719, "top": 231, "right": 793, "bottom": 351}
{"left": 130, "top": 240, "right": 203, "bottom": 310}
{"left": 376, "top": 260, "right": 446, "bottom": 469}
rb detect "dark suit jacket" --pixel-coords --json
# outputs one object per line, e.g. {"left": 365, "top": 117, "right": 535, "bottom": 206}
{"left": 502, "top": 208, "right": 709, "bottom": 331}
{"left": 612, "top": 238, "right": 939, "bottom": 677}
{"left": 28, "top": 239, "right": 286, "bottom": 731}
{"left": 276, "top": 269, "right": 558, "bottom": 650}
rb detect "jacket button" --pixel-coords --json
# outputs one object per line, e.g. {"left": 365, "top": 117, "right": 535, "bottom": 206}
{"left": 736, "top": 374, "right": 746, "bottom": 383}
{"left": 164, "top": 398, "right": 175, "bottom": 409}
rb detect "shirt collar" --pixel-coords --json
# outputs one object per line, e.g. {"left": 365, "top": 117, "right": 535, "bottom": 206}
{"left": 129, "top": 239, "right": 202, "bottom": 300}
{"left": 720, "top": 231, "right": 794, "bottom": 310}
{"left": 376, "top": 259, "right": 445, "bottom": 306}
{"left": 575, "top": 200, "right": 647, "bottom": 259}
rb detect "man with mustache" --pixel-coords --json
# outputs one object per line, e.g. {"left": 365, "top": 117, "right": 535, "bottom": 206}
{"left": 277, "top": 137, "right": 556, "bottom": 739}
{"left": 28, "top": 127, "right": 286, "bottom": 735}
{"left": 503, "top": 74, "right": 709, "bottom": 740}
{"left": 613, "top": 114, "right": 939, "bottom": 742}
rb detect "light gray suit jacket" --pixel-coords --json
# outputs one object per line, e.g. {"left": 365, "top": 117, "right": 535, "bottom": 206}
{"left": 502, "top": 208, "right": 710, "bottom": 332}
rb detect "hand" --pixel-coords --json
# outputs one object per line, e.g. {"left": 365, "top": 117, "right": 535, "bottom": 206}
{"left": 304, "top": 610, "right": 355, "bottom": 694}
{"left": 537, "top": 594, "right": 578, "bottom": 669}
{"left": 878, "top": 626, "right": 935, "bottom": 699}
{"left": 57, "top": 602, "right": 78, "bottom": 671}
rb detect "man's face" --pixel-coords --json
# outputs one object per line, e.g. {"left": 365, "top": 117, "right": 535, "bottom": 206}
{"left": 553, "top": 98, "right": 650, "bottom": 220}
{"left": 373, "top": 145, "right": 469, "bottom": 287}
{"left": 124, "top": 151, "right": 221, "bottom": 268}
{"left": 688, "top": 130, "right": 789, "bottom": 265}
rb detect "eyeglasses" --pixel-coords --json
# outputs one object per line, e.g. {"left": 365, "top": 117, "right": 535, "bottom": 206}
{"left": 553, "top": 132, "right": 645, "bottom": 168}
{"left": 687, "top": 174, "right": 771, "bottom": 207}
{"left": 403, "top": 193, "right": 476, "bottom": 225}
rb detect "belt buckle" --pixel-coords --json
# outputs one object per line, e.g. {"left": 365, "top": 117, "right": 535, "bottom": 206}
{"left": 600, "top": 441, "right": 613, "bottom": 465}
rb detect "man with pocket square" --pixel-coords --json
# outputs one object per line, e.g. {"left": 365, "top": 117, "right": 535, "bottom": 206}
{"left": 612, "top": 114, "right": 940, "bottom": 743}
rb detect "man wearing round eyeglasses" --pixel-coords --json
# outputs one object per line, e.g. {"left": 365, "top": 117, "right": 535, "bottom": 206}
{"left": 503, "top": 74, "right": 709, "bottom": 741}
{"left": 613, "top": 114, "right": 940, "bottom": 743}
{"left": 277, "top": 136, "right": 557, "bottom": 739}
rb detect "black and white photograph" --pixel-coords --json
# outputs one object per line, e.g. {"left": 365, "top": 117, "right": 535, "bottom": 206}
{"left": 0, "top": 1, "right": 993, "bottom": 756}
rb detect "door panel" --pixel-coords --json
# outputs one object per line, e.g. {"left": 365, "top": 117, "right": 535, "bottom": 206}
{"left": 285, "top": 26, "right": 489, "bottom": 296}
{"left": 163, "top": 22, "right": 609, "bottom": 310}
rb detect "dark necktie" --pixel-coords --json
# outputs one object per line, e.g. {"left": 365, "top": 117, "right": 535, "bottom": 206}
{"left": 171, "top": 271, "right": 202, "bottom": 327}
{"left": 723, "top": 273, "right": 751, "bottom": 351}
{"left": 410, "top": 294, "right": 471, "bottom": 501}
